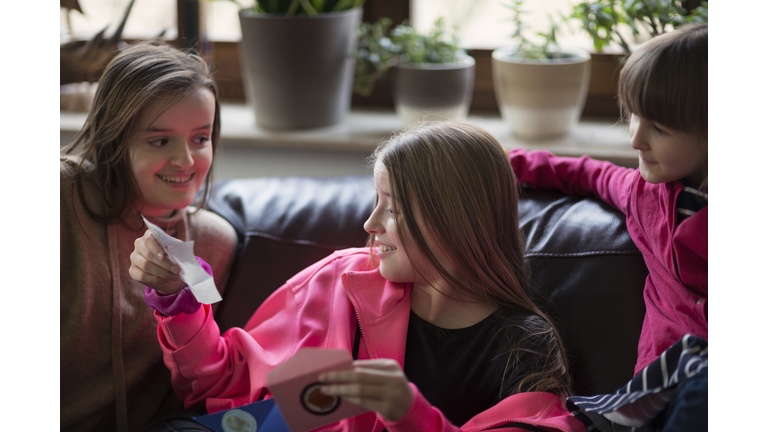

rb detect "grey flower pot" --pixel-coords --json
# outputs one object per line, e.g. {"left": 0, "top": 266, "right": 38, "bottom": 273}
{"left": 238, "top": 8, "right": 362, "bottom": 130}
{"left": 392, "top": 56, "right": 475, "bottom": 127}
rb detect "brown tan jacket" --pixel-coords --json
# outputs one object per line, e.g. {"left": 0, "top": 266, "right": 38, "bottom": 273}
{"left": 60, "top": 157, "right": 238, "bottom": 432}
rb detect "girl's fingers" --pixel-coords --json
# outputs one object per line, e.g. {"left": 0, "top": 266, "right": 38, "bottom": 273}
{"left": 143, "top": 230, "right": 166, "bottom": 260}
{"left": 135, "top": 232, "right": 180, "bottom": 274}
{"left": 320, "top": 359, "right": 402, "bottom": 384}
{"left": 130, "top": 245, "right": 181, "bottom": 282}
{"left": 318, "top": 366, "right": 413, "bottom": 422}
{"left": 320, "top": 382, "right": 393, "bottom": 400}
{"left": 351, "top": 359, "right": 400, "bottom": 371}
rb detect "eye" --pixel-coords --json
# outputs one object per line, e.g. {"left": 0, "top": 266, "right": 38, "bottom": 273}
{"left": 652, "top": 124, "right": 668, "bottom": 135}
{"left": 148, "top": 138, "right": 169, "bottom": 147}
{"left": 192, "top": 136, "right": 210, "bottom": 146}
{"left": 385, "top": 208, "right": 394, "bottom": 216}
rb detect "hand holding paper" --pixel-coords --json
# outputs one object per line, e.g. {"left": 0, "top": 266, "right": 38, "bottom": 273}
{"left": 135, "top": 216, "right": 222, "bottom": 304}
{"left": 318, "top": 358, "right": 413, "bottom": 422}
{"left": 267, "top": 349, "right": 370, "bottom": 432}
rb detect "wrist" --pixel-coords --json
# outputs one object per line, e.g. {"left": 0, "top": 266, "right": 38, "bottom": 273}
{"left": 144, "top": 286, "right": 201, "bottom": 316}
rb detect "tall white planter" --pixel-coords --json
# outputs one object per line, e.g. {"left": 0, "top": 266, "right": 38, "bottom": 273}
{"left": 492, "top": 47, "right": 591, "bottom": 140}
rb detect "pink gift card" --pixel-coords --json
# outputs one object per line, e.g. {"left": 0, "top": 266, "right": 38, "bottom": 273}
{"left": 266, "top": 348, "right": 370, "bottom": 432}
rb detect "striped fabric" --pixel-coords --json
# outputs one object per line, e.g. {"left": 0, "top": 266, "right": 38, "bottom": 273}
{"left": 676, "top": 182, "right": 708, "bottom": 225}
{"left": 567, "top": 335, "right": 708, "bottom": 432}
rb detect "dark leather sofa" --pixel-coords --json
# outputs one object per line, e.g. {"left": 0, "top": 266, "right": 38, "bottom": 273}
{"left": 207, "top": 175, "right": 648, "bottom": 397}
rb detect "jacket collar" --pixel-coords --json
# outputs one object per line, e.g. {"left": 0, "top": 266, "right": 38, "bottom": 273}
{"left": 342, "top": 268, "right": 412, "bottom": 368}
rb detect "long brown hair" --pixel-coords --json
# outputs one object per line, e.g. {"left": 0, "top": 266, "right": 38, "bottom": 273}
{"left": 61, "top": 41, "right": 221, "bottom": 224}
{"left": 618, "top": 23, "right": 708, "bottom": 188}
{"left": 369, "top": 121, "right": 571, "bottom": 396}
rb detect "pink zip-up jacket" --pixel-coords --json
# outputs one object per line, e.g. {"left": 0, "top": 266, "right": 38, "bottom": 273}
{"left": 508, "top": 149, "right": 707, "bottom": 374}
{"left": 155, "top": 248, "right": 585, "bottom": 432}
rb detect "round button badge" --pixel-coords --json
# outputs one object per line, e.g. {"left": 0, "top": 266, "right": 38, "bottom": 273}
{"left": 301, "top": 382, "right": 340, "bottom": 415}
{"left": 221, "top": 409, "right": 257, "bottom": 432}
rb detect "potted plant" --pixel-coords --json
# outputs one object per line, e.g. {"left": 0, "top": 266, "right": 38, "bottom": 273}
{"left": 354, "top": 18, "right": 475, "bottom": 127}
{"left": 492, "top": 0, "right": 591, "bottom": 140}
{"left": 568, "top": 0, "right": 708, "bottom": 118}
{"left": 231, "top": 0, "right": 365, "bottom": 129}
{"left": 571, "top": 0, "right": 708, "bottom": 55}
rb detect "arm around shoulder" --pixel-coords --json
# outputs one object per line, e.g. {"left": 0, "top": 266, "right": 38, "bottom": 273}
{"left": 508, "top": 148, "right": 635, "bottom": 212}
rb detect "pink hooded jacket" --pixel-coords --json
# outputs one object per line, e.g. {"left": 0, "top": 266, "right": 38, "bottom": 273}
{"left": 508, "top": 149, "right": 707, "bottom": 374}
{"left": 155, "top": 248, "right": 584, "bottom": 432}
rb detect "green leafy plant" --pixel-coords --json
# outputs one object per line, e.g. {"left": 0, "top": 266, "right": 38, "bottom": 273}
{"left": 504, "top": 0, "right": 568, "bottom": 60}
{"left": 223, "top": 0, "right": 364, "bottom": 16}
{"left": 353, "top": 17, "right": 466, "bottom": 96}
{"left": 571, "top": 0, "right": 708, "bottom": 54}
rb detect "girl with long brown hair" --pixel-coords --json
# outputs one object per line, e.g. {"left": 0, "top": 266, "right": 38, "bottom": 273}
{"left": 131, "top": 121, "right": 581, "bottom": 431}
{"left": 61, "top": 41, "right": 238, "bottom": 432}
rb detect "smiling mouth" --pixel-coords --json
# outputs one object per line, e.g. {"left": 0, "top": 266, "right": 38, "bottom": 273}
{"left": 378, "top": 245, "right": 397, "bottom": 252}
{"left": 158, "top": 173, "right": 194, "bottom": 183}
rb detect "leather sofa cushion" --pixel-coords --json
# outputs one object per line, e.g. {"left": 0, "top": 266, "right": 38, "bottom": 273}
{"left": 207, "top": 176, "right": 647, "bottom": 396}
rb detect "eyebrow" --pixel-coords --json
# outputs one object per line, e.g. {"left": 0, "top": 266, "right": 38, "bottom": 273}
{"left": 145, "top": 125, "right": 212, "bottom": 133}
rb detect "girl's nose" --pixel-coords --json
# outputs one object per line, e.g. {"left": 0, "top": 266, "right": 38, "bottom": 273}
{"left": 170, "top": 141, "right": 194, "bottom": 169}
{"left": 629, "top": 119, "right": 649, "bottom": 151}
{"left": 364, "top": 209, "right": 381, "bottom": 235}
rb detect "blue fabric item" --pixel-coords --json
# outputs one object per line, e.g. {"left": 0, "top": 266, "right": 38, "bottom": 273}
{"left": 192, "top": 399, "right": 290, "bottom": 432}
{"left": 656, "top": 368, "right": 708, "bottom": 431}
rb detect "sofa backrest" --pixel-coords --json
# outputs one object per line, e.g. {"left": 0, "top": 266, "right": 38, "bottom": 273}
{"left": 207, "top": 176, "right": 647, "bottom": 396}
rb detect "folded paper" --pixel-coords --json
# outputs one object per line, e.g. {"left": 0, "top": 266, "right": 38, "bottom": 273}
{"left": 142, "top": 216, "right": 222, "bottom": 304}
{"left": 267, "top": 348, "right": 370, "bottom": 432}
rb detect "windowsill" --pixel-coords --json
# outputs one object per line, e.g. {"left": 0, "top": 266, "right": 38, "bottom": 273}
{"left": 60, "top": 104, "right": 637, "bottom": 167}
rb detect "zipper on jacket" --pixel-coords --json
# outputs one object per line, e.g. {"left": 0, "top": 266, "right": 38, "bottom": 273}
{"left": 342, "top": 276, "right": 373, "bottom": 359}
{"left": 341, "top": 275, "right": 380, "bottom": 432}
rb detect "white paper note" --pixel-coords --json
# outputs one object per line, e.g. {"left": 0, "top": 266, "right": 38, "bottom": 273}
{"left": 141, "top": 216, "right": 222, "bottom": 304}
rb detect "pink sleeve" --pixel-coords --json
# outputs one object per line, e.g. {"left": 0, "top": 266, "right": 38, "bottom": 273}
{"left": 383, "top": 386, "right": 586, "bottom": 432}
{"left": 381, "top": 383, "right": 460, "bottom": 432}
{"left": 508, "top": 148, "right": 635, "bottom": 213}
{"left": 155, "top": 282, "right": 302, "bottom": 411}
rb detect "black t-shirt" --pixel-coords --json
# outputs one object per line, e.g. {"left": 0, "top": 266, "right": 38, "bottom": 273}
{"left": 403, "top": 309, "right": 550, "bottom": 426}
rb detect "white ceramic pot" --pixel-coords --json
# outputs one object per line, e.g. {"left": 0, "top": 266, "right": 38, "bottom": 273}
{"left": 492, "top": 47, "right": 591, "bottom": 140}
{"left": 392, "top": 56, "right": 475, "bottom": 127}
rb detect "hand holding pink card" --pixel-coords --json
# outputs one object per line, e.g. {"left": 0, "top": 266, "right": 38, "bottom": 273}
{"left": 266, "top": 348, "right": 370, "bottom": 432}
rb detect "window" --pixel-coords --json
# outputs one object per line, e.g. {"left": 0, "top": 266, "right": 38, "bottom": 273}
{"left": 411, "top": 0, "right": 650, "bottom": 51}
{"left": 206, "top": 1, "right": 243, "bottom": 42}
{"left": 60, "top": 0, "right": 178, "bottom": 41}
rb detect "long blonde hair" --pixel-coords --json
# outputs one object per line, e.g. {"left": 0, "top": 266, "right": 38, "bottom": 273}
{"left": 62, "top": 41, "right": 221, "bottom": 224}
{"left": 369, "top": 121, "right": 572, "bottom": 395}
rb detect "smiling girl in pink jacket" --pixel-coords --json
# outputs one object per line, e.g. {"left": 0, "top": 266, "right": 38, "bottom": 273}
{"left": 131, "top": 121, "right": 585, "bottom": 431}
